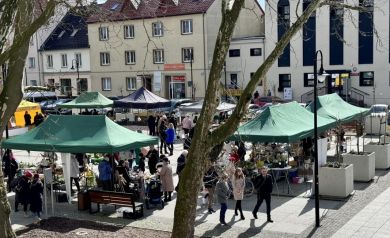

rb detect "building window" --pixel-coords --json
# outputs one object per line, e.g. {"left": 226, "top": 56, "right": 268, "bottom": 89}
{"left": 278, "top": 0, "right": 290, "bottom": 67}
{"left": 153, "top": 49, "right": 164, "bottom": 64}
{"left": 250, "top": 48, "right": 262, "bottom": 56}
{"left": 60, "top": 78, "right": 72, "bottom": 95}
{"left": 28, "top": 57, "right": 35, "bottom": 68}
{"left": 30, "top": 80, "right": 37, "bottom": 86}
{"left": 75, "top": 53, "right": 82, "bottom": 67}
{"left": 47, "top": 55, "right": 53, "bottom": 68}
{"left": 229, "top": 49, "right": 240, "bottom": 57}
{"left": 101, "top": 77, "right": 112, "bottom": 91}
{"left": 182, "top": 48, "right": 193, "bottom": 63}
{"left": 359, "top": 71, "right": 374, "bottom": 86}
{"left": 99, "top": 27, "right": 109, "bottom": 41}
{"left": 304, "top": 73, "right": 314, "bottom": 87}
{"left": 124, "top": 25, "right": 135, "bottom": 39}
{"left": 126, "top": 77, "right": 137, "bottom": 90}
{"left": 278, "top": 74, "right": 291, "bottom": 91}
{"left": 181, "top": 19, "right": 193, "bottom": 34}
{"left": 230, "top": 74, "right": 238, "bottom": 89}
{"left": 100, "top": 52, "right": 110, "bottom": 66}
{"left": 329, "top": 1, "right": 344, "bottom": 65}
{"left": 61, "top": 54, "right": 67, "bottom": 67}
{"left": 302, "top": 0, "right": 316, "bottom": 66}
{"left": 125, "top": 51, "right": 136, "bottom": 64}
{"left": 152, "top": 22, "right": 163, "bottom": 37}
{"left": 359, "top": 0, "right": 374, "bottom": 64}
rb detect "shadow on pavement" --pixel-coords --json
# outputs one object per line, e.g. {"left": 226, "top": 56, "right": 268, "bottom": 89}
{"left": 16, "top": 217, "right": 123, "bottom": 236}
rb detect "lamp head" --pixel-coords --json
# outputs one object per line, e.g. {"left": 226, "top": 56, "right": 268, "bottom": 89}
{"left": 317, "top": 65, "right": 329, "bottom": 83}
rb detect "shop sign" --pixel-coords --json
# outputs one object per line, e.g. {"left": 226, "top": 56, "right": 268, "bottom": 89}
{"left": 164, "top": 64, "right": 185, "bottom": 71}
{"left": 173, "top": 76, "right": 185, "bottom": 81}
{"left": 283, "top": 87, "right": 293, "bottom": 100}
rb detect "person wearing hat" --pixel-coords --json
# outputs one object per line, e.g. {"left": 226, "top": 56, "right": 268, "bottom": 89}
{"left": 216, "top": 172, "right": 230, "bottom": 225}
{"left": 30, "top": 174, "right": 43, "bottom": 220}
{"left": 14, "top": 170, "right": 32, "bottom": 216}
{"left": 252, "top": 166, "right": 274, "bottom": 222}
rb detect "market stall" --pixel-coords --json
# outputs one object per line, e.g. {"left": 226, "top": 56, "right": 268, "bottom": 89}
{"left": 228, "top": 101, "right": 336, "bottom": 195}
{"left": 14, "top": 100, "right": 42, "bottom": 127}
{"left": 2, "top": 114, "right": 158, "bottom": 203}
{"left": 179, "top": 100, "right": 236, "bottom": 113}
{"left": 114, "top": 87, "right": 171, "bottom": 109}
{"left": 58, "top": 91, "right": 114, "bottom": 109}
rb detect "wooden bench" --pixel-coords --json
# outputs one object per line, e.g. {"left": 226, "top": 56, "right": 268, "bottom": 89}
{"left": 88, "top": 190, "right": 143, "bottom": 218}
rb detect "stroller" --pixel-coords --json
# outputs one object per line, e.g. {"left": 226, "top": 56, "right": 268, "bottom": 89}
{"left": 145, "top": 178, "right": 164, "bottom": 209}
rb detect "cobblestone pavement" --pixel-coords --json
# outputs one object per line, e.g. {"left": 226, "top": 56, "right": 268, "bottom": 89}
{"left": 8, "top": 135, "right": 390, "bottom": 237}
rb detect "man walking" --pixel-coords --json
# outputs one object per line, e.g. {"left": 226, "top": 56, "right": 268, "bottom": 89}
{"left": 252, "top": 166, "right": 274, "bottom": 223}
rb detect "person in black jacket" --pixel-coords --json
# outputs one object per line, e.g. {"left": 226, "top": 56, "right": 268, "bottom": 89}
{"left": 30, "top": 174, "right": 44, "bottom": 219}
{"left": 3, "top": 149, "right": 18, "bottom": 192}
{"left": 15, "top": 171, "right": 32, "bottom": 216}
{"left": 148, "top": 115, "right": 156, "bottom": 136}
{"left": 146, "top": 145, "right": 159, "bottom": 174}
{"left": 252, "top": 166, "right": 274, "bottom": 222}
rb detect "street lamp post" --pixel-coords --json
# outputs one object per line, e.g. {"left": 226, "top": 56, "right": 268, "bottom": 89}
{"left": 313, "top": 49, "right": 327, "bottom": 228}
{"left": 71, "top": 59, "right": 80, "bottom": 95}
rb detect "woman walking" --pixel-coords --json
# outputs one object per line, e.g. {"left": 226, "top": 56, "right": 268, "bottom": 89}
{"left": 30, "top": 174, "right": 44, "bottom": 220}
{"left": 216, "top": 173, "right": 230, "bottom": 225}
{"left": 232, "top": 168, "right": 245, "bottom": 220}
{"left": 159, "top": 157, "right": 174, "bottom": 202}
{"left": 166, "top": 123, "right": 176, "bottom": 156}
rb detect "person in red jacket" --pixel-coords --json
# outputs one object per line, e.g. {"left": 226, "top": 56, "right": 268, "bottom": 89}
{"left": 229, "top": 146, "right": 240, "bottom": 163}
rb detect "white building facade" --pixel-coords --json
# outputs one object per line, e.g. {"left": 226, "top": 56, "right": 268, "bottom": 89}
{"left": 40, "top": 10, "right": 91, "bottom": 97}
{"left": 225, "top": 36, "right": 265, "bottom": 96}
{"left": 265, "top": 0, "right": 390, "bottom": 106}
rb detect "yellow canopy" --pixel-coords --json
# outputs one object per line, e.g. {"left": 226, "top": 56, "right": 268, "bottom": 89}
{"left": 14, "top": 100, "right": 41, "bottom": 127}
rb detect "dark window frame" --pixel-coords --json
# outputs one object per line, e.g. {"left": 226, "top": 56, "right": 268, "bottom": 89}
{"left": 229, "top": 49, "right": 240, "bottom": 57}
{"left": 278, "top": 74, "right": 291, "bottom": 92}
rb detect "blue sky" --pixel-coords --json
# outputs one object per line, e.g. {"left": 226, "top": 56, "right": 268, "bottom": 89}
{"left": 97, "top": 0, "right": 265, "bottom": 8}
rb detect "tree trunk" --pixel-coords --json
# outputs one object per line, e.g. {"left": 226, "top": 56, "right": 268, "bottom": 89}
{"left": 171, "top": 0, "right": 324, "bottom": 237}
{"left": 0, "top": 1, "right": 56, "bottom": 237}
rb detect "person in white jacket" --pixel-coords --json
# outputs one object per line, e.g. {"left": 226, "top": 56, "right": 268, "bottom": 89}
{"left": 70, "top": 154, "right": 81, "bottom": 193}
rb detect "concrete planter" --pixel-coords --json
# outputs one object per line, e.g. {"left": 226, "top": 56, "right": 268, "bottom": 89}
{"left": 364, "top": 143, "right": 390, "bottom": 169}
{"left": 380, "top": 135, "right": 390, "bottom": 144}
{"left": 319, "top": 164, "right": 354, "bottom": 198}
{"left": 343, "top": 152, "right": 375, "bottom": 182}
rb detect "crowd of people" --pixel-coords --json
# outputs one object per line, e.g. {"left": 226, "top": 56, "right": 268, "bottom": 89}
{"left": 2, "top": 149, "right": 44, "bottom": 220}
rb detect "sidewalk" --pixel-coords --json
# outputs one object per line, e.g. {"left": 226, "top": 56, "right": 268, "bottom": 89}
{"left": 332, "top": 187, "right": 390, "bottom": 238}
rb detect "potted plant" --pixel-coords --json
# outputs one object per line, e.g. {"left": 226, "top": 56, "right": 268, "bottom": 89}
{"left": 319, "top": 122, "right": 354, "bottom": 197}
{"left": 342, "top": 119, "right": 376, "bottom": 182}
{"left": 365, "top": 114, "right": 390, "bottom": 169}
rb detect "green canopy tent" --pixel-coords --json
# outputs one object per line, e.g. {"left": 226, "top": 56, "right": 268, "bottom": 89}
{"left": 307, "top": 93, "right": 369, "bottom": 123}
{"left": 230, "top": 101, "right": 336, "bottom": 143}
{"left": 1, "top": 115, "right": 158, "bottom": 153}
{"left": 57, "top": 91, "right": 113, "bottom": 109}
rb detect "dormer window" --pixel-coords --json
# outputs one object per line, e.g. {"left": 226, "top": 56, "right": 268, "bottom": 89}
{"left": 58, "top": 30, "right": 65, "bottom": 38}
{"left": 70, "top": 29, "right": 78, "bottom": 37}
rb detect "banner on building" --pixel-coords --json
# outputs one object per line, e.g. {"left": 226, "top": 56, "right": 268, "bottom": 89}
{"left": 283, "top": 87, "right": 293, "bottom": 100}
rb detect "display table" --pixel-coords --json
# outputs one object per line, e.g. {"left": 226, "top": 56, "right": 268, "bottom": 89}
{"left": 270, "top": 166, "right": 292, "bottom": 195}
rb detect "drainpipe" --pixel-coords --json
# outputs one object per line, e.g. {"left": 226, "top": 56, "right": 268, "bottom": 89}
{"left": 202, "top": 13, "right": 207, "bottom": 98}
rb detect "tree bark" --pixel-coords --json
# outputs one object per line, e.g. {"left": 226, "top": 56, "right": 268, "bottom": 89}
{"left": 171, "top": 0, "right": 324, "bottom": 237}
{"left": 0, "top": 1, "right": 56, "bottom": 237}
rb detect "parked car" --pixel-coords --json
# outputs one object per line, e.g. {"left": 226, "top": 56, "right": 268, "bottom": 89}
{"left": 255, "top": 96, "right": 285, "bottom": 107}
{"left": 44, "top": 98, "right": 72, "bottom": 115}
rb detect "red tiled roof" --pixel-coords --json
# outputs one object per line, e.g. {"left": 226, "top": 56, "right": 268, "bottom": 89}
{"left": 87, "top": 0, "right": 216, "bottom": 23}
